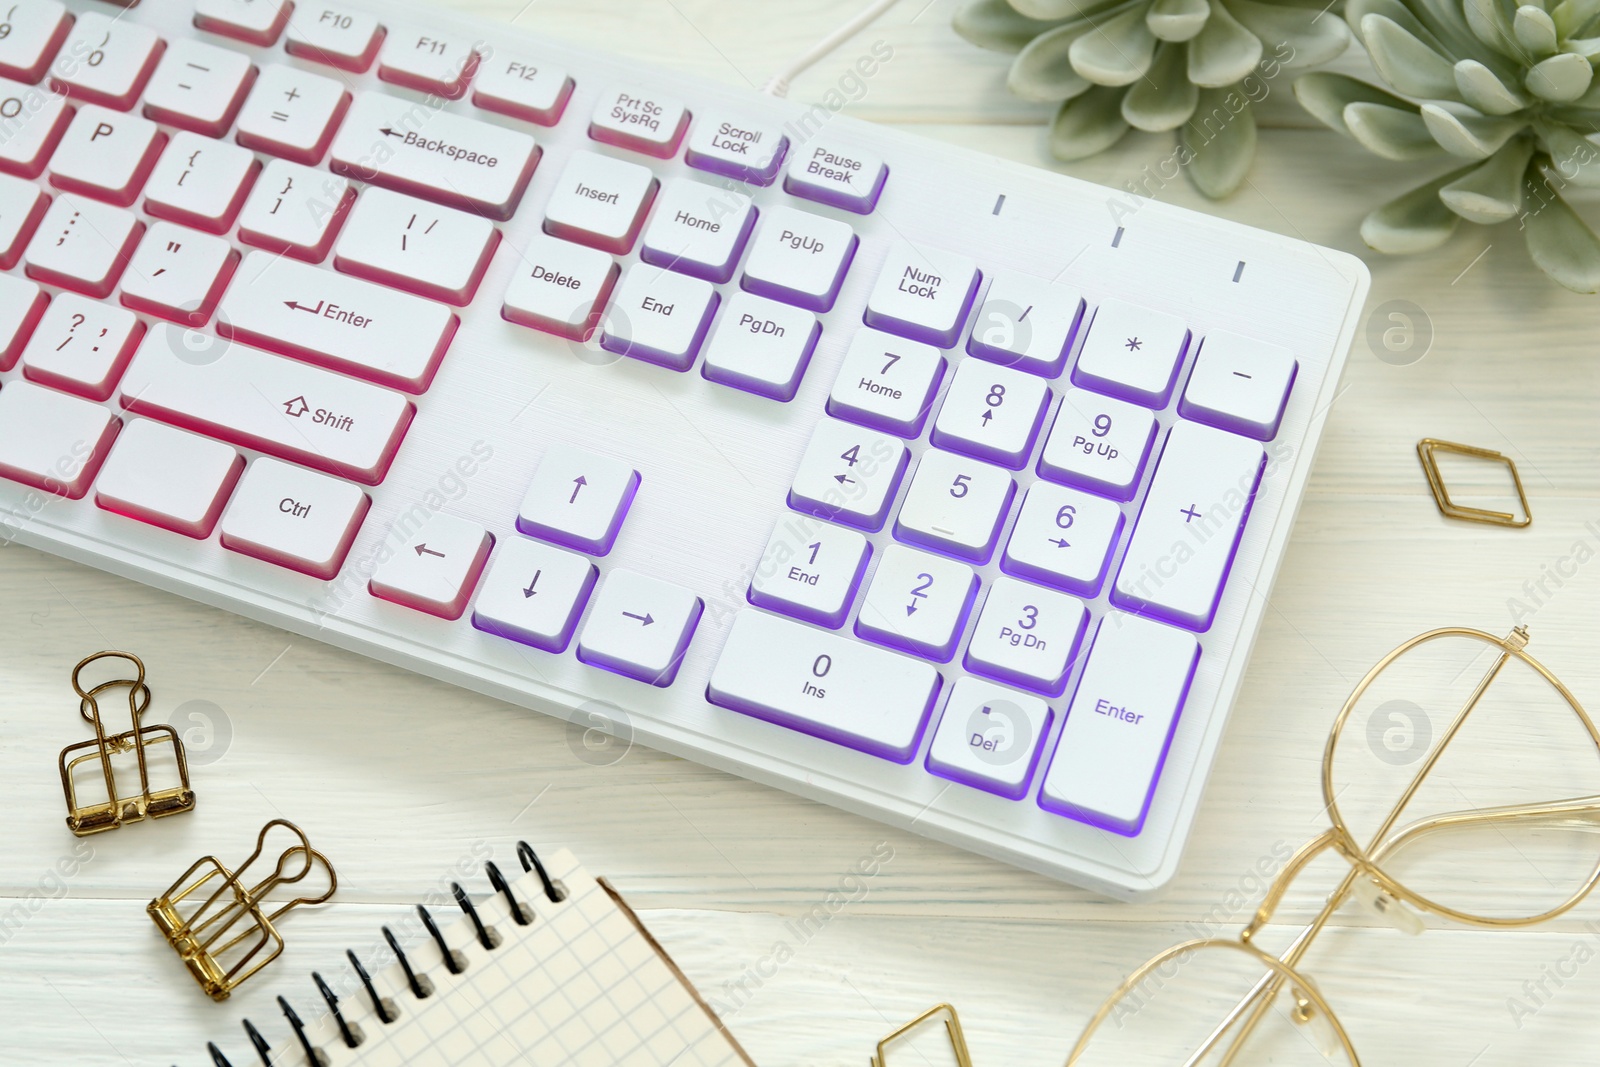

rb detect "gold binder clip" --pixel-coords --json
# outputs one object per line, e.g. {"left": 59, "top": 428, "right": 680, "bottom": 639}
{"left": 149, "top": 819, "right": 337, "bottom": 1001}
{"left": 1417, "top": 438, "right": 1532, "bottom": 528}
{"left": 57, "top": 651, "right": 195, "bottom": 836}
{"left": 871, "top": 1003, "right": 974, "bottom": 1067}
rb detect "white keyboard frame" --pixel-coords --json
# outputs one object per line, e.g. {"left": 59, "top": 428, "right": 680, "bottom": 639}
{"left": 1, "top": 0, "right": 1370, "bottom": 899}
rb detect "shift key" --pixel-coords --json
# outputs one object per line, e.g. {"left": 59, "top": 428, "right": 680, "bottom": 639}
{"left": 219, "top": 251, "right": 457, "bottom": 393}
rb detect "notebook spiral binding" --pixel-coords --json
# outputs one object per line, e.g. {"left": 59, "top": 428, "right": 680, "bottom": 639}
{"left": 199, "top": 842, "right": 569, "bottom": 1067}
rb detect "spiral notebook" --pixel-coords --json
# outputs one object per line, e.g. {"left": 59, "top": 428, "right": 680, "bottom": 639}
{"left": 200, "top": 845, "right": 755, "bottom": 1067}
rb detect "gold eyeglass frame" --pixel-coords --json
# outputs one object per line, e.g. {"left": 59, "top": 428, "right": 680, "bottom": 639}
{"left": 1064, "top": 625, "right": 1600, "bottom": 1066}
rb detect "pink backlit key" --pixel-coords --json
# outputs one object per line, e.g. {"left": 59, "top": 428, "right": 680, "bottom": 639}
{"left": 0, "top": 273, "right": 46, "bottom": 371}
{"left": 589, "top": 86, "right": 688, "bottom": 158}
{"left": 50, "top": 11, "right": 163, "bottom": 110}
{"left": 541, "top": 149, "right": 655, "bottom": 255}
{"left": 0, "top": 172, "right": 48, "bottom": 269}
{"left": 94, "top": 419, "right": 243, "bottom": 538}
{"left": 219, "top": 456, "right": 370, "bottom": 578}
{"left": 49, "top": 104, "right": 166, "bottom": 206}
{"left": 0, "top": 0, "right": 71, "bottom": 84}
{"left": 377, "top": 24, "right": 479, "bottom": 98}
{"left": 472, "top": 52, "right": 572, "bottom": 126}
{"left": 369, "top": 512, "right": 493, "bottom": 619}
{"left": 24, "top": 192, "right": 143, "bottom": 297}
{"left": 143, "top": 131, "right": 258, "bottom": 234}
{"left": 236, "top": 157, "right": 351, "bottom": 261}
{"left": 119, "top": 219, "right": 237, "bottom": 326}
{"left": 284, "top": 4, "right": 384, "bottom": 73}
{"left": 332, "top": 187, "right": 498, "bottom": 305}
{"left": 20, "top": 290, "right": 142, "bottom": 400}
{"left": 0, "top": 76, "right": 70, "bottom": 177}
{"left": 119, "top": 323, "right": 414, "bottom": 486}
{"left": 0, "top": 378, "right": 120, "bottom": 498}
{"left": 194, "top": 0, "right": 293, "bottom": 46}
{"left": 141, "top": 37, "right": 255, "bottom": 137}
{"left": 235, "top": 62, "right": 349, "bottom": 164}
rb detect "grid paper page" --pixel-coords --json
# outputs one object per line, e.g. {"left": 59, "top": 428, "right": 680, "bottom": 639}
{"left": 309, "top": 850, "right": 751, "bottom": 1067}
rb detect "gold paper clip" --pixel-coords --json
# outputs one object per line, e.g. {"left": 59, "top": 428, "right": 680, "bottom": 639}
{"left": 871, "top": 1003, "right": 974, "bottom": 1067}
{"left": 57, "top": 651, "right": 195, "bottom": 836}
{"left": 1417, "top": 438, "right": 1532, "bottom": 528}
{"left": 149, "top": 819, "right": 337, "bottom": 1000}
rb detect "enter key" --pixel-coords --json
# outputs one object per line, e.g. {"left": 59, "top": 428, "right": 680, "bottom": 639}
{"left": 218, "top": 250, "right": 458, "bottom": 393}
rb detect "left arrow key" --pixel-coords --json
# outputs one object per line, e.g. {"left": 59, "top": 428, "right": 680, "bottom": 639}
{"left": 370, "top": 513, "right": 494, "bottom": 620}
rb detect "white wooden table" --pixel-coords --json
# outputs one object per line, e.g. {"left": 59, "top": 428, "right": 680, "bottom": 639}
{"left": 5, "top": 2, "right": 1600, "bottom": 1064}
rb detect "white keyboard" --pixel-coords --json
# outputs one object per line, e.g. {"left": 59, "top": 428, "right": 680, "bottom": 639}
{"left": 0, "top": 0, "right": 1368, "bottom": 899}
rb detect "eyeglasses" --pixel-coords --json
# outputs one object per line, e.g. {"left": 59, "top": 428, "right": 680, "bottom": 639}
{"left": 1065, "top": 625, "right": 1600, "bottom": 1066}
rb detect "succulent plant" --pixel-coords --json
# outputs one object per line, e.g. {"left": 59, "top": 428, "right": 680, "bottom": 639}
{"left": 1295, "top": 0, "right": 1600, "bottom": 291}
{"left": 954, "top": 0, "right": 1352, "bottom": 196}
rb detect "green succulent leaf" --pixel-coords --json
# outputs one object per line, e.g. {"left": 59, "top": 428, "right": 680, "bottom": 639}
{"left": 1422, "top": 101, "right": 1529, "bottom": 156}
{"left": 952, "top": 0, "right": 1066, "bottom": 53}
{"left": 1347, "top": 100, "right": 1448, "bottom": 157}
{"left": 1465, "top": 0, "right": 1522, "bottom": 57}
{"left": 1148, "top": 0, "right": 1212, "bottom": 42}
{"left": 1552, "top": 0, "right": 1600, "bottom": 36}
{"left": 1011, "top": 0, "right": 1135, "bottom": 20}
{"left": 1454, "top": 59, "right": 1531, "bottom": 113}
{"left": 1564, "top": 35, "right": 1600, "bottom": 56}
{"left": 1533, "top": 121, "right": 1600, "bottom": 184}
{"left": 1347, "top": 0, "right": 1450, "bottom": 52}
{"left": 1439, "top": 136, "right": 1535, "bottom": 219}
{"left": 1069, "top": 4, "right": 1158, "bottom": 85}
{"left": 1514, "top": 4, "right": 1562, "bottom": 55}
{"left": 1187, "top": 0, "right": 1264, "bottom": 87}
{"left": 1050, "top": 84, "right": 1133, "bottom": 159}
{"left": 1361, "top": 166, "right": 1474, "bottom": 252}
{"left": 1294, "top": 72, "right": 1420, "bottom": 135}
{"left": 1122, "top": 42, "right": 1201, "bottom": 128}
{"left": 1527, "top": 51, "right": 1595, "bottom": 100}
{"left": 1226, "top": 0, "right": 1352, "bottom": 67}
{"left": 1362, "top": 14, "right": 1464, "bottom": 98}
{"left": 1010, "top": 22, "right": 1097, "bottom": 100}
{"left": 1523, "top": 167, "right": 1600, "bottom": 291}
{"left": 1182, "top": 85, "right": 1259, "bottom": 196}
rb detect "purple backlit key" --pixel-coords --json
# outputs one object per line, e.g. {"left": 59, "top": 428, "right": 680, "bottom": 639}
{"left": 855, "top": 542, "right": 978, "bottom": 662}
{"left": 893, "top": 448, "right": 1014, "bottom": 564}
{"left": 864, "top": 240, "right": 980, "bottom": 349}
{"left": 588, "top": 86, "right": 690, "bottom": 158}
{"left": 1037, "top": 389, "right": 1156, "bottom": 501}
{"left": 600, "top": 263, "right": 720, "bottom": 371}
{"left": 783, "top": 138, "right": 886, "bottom": 214}
{"left": 748, "top": 519, "right": 870, "bottom": 628}
{"left": 926, "top": 676, "right": 1054, "bottom": 799}
{"left": 930, "top": 359, "right": 1050, "bottom": 470}
{"left": 1071, "top": 298, "right": 1190, "bottom": 409}
{"left": 516, "top": 444, "right": 640, "bottom": 556}
{"left": 685, "top": 111, "right": 789, "bottom": 185}
{"left": 826, "top": 328, "right": 945, "bottom": 438}
{"left": 1178, "top": 331, "right": 1298, "bottom": 441}
{"left": 741, "top": 204, "right": 856, "bottom": 312}
{"left": 787, "top": 417, "right": 908, "bottom": 531}
{"left": 700, "top": 291, "right": 819, "bottom": 401}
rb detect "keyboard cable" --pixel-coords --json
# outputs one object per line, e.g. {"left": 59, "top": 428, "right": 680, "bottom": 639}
{"left": 761, "top": 0, "right": 904, "bottom": 97}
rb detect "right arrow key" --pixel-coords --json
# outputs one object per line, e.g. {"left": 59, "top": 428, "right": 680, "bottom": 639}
{"left": 577, "top": 569, "right": 703, "bottom": 687}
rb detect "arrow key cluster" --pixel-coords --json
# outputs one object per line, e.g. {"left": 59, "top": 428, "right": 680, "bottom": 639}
{"left": 470, "top": 538, "right": 598, "bottom": 653}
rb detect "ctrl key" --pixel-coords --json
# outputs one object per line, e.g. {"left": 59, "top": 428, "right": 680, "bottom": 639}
{"left": 219, "top": 457, "right": 370, "bottom": 579}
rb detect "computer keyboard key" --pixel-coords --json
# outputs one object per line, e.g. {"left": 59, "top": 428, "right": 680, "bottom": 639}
{"left": 1113, "top": 421, "right": 1265, "bottom": 630}
{"left": 1037, "top": 389, "right": 1156, "bottom": 501}
{"left": 967, "top": 270, "right": 1084, "bottom": 377}
{"left": 1039, "top": 612, "right": 1199, "bottom": 834}
{"left": 931, "top": 359, "right": 1050, "bottom": 470}
{"left": 515, "top": 444, "right": 639, "bottom": 556}
{"left": 1179, "top": 332, "right": 1298, "bottom": 441}
{"left": 0, "top": 76, "right": 68, "bottom": 176}
{"left": 577, "top": 569, "right": 703, "bottom": 687}
{"left": 740, "top": 204, "right": 856, "bottom": 312}
{"left": 94, "top": 419, "right": 242, "bottom": 538}
{"left": 285, "top": 4, "right": 384, "bottom": 72}
{"left": 472, "top": 52, "right": 572, "bottom": 126}
{"left": 143, "top": 131, "right": 258, "bottom": 233}
{"left": 120, "top": 220, "right": 236, "bottom": 326}
{"left": 599, "top": 264, "right": 718, "bottom": 371}
{"left": 709, "top": 609, "right": 941, "bottom": 762}
{"left": 747, "top": 519, "right": 869, "bottom": 628}
{"left": 21, "top": 291, "right": 142, "bottom": 399}
{"left": 685, "top": 111, "right": 787, "bottom": 185}
{"left": 640, "top": 177, "right": 754, "bottom": 284}
{"left": 24, "top": 193, "right": 143, "bottom": 297}
{"left": 329, "top": 91, "right": 541, "bottom": 221}
{"left": 0, "top": 273, "right": 45, "bottom": 370}
{"left": 1001, "top": 481, "right": 1123, "bottom": 597}
{"left": 49, "top": 104, "right": 166, "bottom": 206}
{"left": 378, "top": 25, "right": 479, "bottom": 98}
{"left": 1073, "top": 298, "right": 1190, "bottom": 409}
{"left": 236, "top": 158, "right": 353, "bottom": 261}
{"left": 788, "top": 417, "right": 908, "bottom": 531}
{"left": 827, "top": 328, "right": 944, "bottom": 438}
{"left": 855, "top": 542, "right": 977, "bottom": 662}
{"left": 501, "top": 233, "right": 617, "bottom": 342}
{"left": 120, "top": 324, "right": 414, "bottom": 485}
{"left": 864, "top": 242, "right": 981, "bottom": 349}
{"left": 894, "top": 448, "right": 1014, "bottom": 563}
{"left": 963, "top": 577, "right": 1087, "bottom": 696}
{"left": 370, "top": 512, "right": 493, "bottom": 620}
{"left": 699, "top": 291, "right": 818, "bottom": 401}
{"left": 542, "top": 149, "right": 656, "bottom": 255}
{"left": 236, "top": 62, "right": 349, "bottom": 164}
{"left": 218, "top": 456, "right": 370, "bottom": 578}
{"left": 471, "top": 537, "right": 597, "bottom": 652}
{"left": 784, "top": 138, "right": 886, "bottom": 214}
{"left": 50, "top": 12, "right": 163, "bottom": 110}
{"left": 0, "top": 0, "right": 70, "bottom": 84}
{"left": 0, "top": 378, "right": 119, "bottom": 497}
{"left": 333, "top": 187, "right": 498, "bottom": 306}
{"left": 0, "top": 173, "right": 48, "bottom": 269}
{"left": 589, "top": 86, "right": 689, "bottom": 158}
{"left": 926, "top": 676, "right": 1054, "bottom": 799}
{"left": 194, "top": 0, "right": 293, "bottom": 46}
{"left": 141, "top": 37, "right": 254, "bottom": 137}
